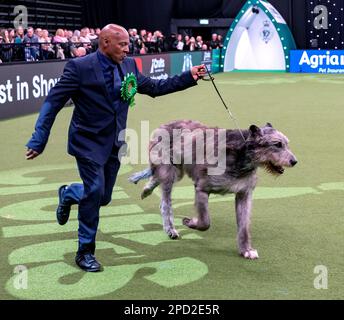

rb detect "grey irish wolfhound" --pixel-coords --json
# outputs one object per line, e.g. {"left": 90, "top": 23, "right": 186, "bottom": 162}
{"left": 129, "top": 120, "right": 297, "bottom": 259}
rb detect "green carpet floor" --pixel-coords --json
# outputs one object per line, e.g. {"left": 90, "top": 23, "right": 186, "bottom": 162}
{"left": 0, "top": 72, "right": 343, "bottom": 300}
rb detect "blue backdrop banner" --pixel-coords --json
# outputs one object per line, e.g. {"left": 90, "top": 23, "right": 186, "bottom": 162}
{"left": 290, "top": 50, "right": 344, "bottom": 74}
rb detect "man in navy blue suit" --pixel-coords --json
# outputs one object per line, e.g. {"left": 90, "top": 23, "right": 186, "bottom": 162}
{"left": 26, "top": 24, "right": 206, "bottom": 272}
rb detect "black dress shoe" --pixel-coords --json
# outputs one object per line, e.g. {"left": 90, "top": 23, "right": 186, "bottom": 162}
{"left": 75, "top": 253, "right": 102, "bottom": 272}
{"left": 56, "top": 185, "right": 71, "bottom": 225}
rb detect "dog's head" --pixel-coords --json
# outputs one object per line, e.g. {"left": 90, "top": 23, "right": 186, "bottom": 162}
{"left": 246, "top": 123, "right": 297, "bottom": 175}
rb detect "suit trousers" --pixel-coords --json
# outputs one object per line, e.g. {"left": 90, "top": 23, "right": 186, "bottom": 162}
{"left": 61, "top": 152, "right": 121, "bottom": 254}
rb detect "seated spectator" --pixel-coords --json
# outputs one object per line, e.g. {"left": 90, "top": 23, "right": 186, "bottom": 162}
{"left": 88, "top": 28, "right": 98, "bottom": 41}
{"left": 201, "top": 44, "right": 208, "bottom": 51}
{"left": 132, "top": 28, "right": 139, "bottom": 42}
{"left": 73, "top": 30, "right": 81, "bottom": 39}
{"left": 53, "top": 29, "right": 68, "bottom": 59}
{"left": 69, "top": 35, "right": 82, "bottom": 57}
{"left": 8, "top": 28, "right": 15, "bottom": 42}
{"left": 75, "top": 46, "right": 87, "bottom": 57}
{"left": 196, "top": 35, "right": 203, "bottom": 50}
{"left": 173, "top": 34, "right": 184, "bottom": 51}
{"left": 14, "top": 25, "right": 25, "bottom": 43}
{"left": 13, "top": 25, "right": 25, "bottom": 61}
{"left": 153, "top": 30, "right": 165, "bottom": 53}
{"left": 140, "top": 29, "right": 147, "bottom": 42}
{"left": 79, "top": 27, "right": 92, "bottom": 54}
{"left": 53, "top": 29, "right": 68, "bottom": 43}
{"left": 166, "top": 33, "right": 176, "bottom": 51}
{"left": 35, "top": 28, "right": 43, "bottom": 40}
{"left": 23, "top": 27, "right": 39, "bottom": 61}
{"left": 217, "top": 34, "right": 224, "bottom": 49}
{"left": 189, "top": 37, "right": 197, "bottom": 51}
{"left": 136, "top": 37, "right": 147, "bottom": 54}
{"left": 40, "top": 29, "right": 54, "bottom": 60}
{"left": 0, "top": 29, "right": 13, "bottom": 62}
{"left": 144, "top": 32, "right": 156, "bottom": 53}
{"left": 128, "top": 28, "right": 135, "bottom": 54}
{"left": 209, "top": 33, "right": 219, "bottom": 49}
{"left": 184, "top": 35, "right": 190, "bottom": 51}
{"left": 65, "top": 30, "right": 74, "bottom": 41}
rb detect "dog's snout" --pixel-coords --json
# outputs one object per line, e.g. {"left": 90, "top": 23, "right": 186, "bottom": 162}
{"left": 290, "top": 159, "right": 298, "bottom": 167}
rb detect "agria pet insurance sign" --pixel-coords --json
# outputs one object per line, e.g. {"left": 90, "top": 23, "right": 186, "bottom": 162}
{"left": 290, "top": 50, "right": 344, "bottom": 74}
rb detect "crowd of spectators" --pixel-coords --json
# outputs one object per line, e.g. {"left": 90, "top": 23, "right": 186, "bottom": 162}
{"left": 0, "top": 26, "right": 224, "bottom": 64}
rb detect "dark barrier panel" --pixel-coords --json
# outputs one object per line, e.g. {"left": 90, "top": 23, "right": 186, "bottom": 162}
{"left": 0, "top": 51, "right": 215, "bottom": 120}
{"left": 0, "top": 61, "right": 67, "bottom": 120}
{"left": 133, "top": 51, "right": 213, "bottom": 79}
{"left": 133, "top": 54, "right": 171, "bottom": 80}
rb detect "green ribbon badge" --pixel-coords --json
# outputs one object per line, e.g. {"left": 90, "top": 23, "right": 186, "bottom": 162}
{"left": 120, "top": 72, "right": 138, "bottom": 108}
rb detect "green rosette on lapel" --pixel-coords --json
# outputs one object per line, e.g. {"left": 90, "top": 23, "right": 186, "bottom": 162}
{"left": 120, "top": 72, "right": 138, "bottom": 108}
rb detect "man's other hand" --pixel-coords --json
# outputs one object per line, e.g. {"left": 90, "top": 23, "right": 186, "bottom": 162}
{"left": 191, "top": 65, "right": 207, "bottom": 81}
{"left": 26, "top": 149, "right": 40, "bottom": 160}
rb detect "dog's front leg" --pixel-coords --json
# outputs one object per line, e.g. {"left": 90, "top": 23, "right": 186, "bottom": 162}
{"left": 183, "top": 189, "right": 210, "bottom": 231}
{"left": 235, "top": 191, "right": 259, "bottom": 259}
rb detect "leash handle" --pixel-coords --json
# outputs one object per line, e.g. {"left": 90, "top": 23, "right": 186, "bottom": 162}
{"left": 203, "top": 65, "right": 247, "bottom": 143}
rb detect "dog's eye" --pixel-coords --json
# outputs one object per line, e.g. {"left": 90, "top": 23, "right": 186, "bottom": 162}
{"left": 274, "top": 142, "right": 283, "bottom": 148}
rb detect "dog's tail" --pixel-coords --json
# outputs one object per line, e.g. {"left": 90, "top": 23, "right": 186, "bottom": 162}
{"left": 128, "top": 168, "right": 153, "bottom": 184}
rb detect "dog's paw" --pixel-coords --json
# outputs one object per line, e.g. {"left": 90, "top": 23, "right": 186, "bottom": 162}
{"left": 242, "top": 249, "right": 259, "bottom": 260}
{"left": 182, "top": 217, "right": 195, "bottom": 228}
{"left": 167, "top": 228, "right": 180, "bottom": 240}
{"left": 183, "top": 217, "right": 210, "bottom": 231}
{"left": 141, "top": 188, "right": 153, "bottom": 200}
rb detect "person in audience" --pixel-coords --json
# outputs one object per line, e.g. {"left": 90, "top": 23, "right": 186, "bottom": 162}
{"left": 196, "top": 35, "right": 203, "bottom": 50}
{"left": 23, "top": 27, "right": 40, "bottom": 61}
{"left": 184, "top": 35, "right": 190, "bottom": 51}
{"left": 40, "top": 29, "right": 54, "bottom": 60}
{"left": 174, "top": 34, "right": 184, "bottom": 51}
{"left": 14, "top": 25, "right": 25, "bottom": 43}
{"left": 76, "top": 46, "right": 87, "bottom": 57}
{"left": 0, "top": 29, "right": 13, "bottom": 62}
{"left": 8, "top": 28, "right": 15, "bottom": 42}
{"left": 53, "top": 29, "right": 68, "bottom": 59}
{"left": 189, "top": 36, "right": 197, "bottom": 51}
{"left": 209, "top": 33, "right": 219, "bottom": 49}
{"left": 217, "top": 34, "right": 224, "bottom": 49}
{"left": 79, "top": 27, "right": 92, "bottom": 53}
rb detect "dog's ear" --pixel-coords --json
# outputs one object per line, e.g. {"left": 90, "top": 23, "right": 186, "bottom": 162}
{"left": 249, "top": 125, "right": 262, "bottom": 137}
{"left": 265, "top": 122, "right": 273, "bottom": 128}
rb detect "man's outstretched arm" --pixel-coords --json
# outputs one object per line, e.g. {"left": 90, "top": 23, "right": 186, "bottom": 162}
{"left": 136, "top": 63, "right": 207, "bottom": 98}
{"left": 26, "top": 60, "right": 79, "bottom": 159}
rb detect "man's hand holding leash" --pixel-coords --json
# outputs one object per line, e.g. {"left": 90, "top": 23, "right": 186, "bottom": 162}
{"left": 191, "top": 65, "right": 207, "bottom": 81}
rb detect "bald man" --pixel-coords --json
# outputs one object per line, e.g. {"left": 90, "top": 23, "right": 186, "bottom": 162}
{"left": 26, "top": 24, "right": 206, "bottom": 272}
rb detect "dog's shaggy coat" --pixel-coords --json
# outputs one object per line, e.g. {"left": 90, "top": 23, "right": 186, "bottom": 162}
{"left": 129, "top": 120, "right": 297, "bottom": 259}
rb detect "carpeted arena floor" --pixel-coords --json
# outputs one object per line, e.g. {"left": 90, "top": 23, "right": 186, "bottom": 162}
{"left": 0, "top": 72, "right": 343, "bottom": 300}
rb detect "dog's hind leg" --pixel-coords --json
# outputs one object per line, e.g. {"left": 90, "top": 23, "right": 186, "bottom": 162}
{"left": 141, "top": 176, "right": 160, "bottom": 199}
{"left": 183, "top": 188, "right": 210, "bottom": 231}
{"left": 235, "top": 191, "right": 259, "bottom": 260}
{"left": 158, "top": 165, "right": 180, "bottom": 239}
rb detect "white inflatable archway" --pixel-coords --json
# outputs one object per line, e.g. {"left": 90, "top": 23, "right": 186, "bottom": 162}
{"left": 222, "top": 0, "right": 296, "bottom": 72}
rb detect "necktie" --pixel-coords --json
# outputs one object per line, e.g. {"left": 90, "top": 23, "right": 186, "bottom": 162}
{"left": 113, "top": 64, "right": 122, "bottom": 99}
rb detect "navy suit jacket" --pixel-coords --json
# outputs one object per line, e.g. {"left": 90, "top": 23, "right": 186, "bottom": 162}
{"left": 27, "top": 52, "right": 197, "bottom": 165}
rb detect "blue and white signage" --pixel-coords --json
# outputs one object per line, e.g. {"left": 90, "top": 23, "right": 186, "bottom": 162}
{"left": 290, "top": 50, "right": 344, "bottom": 73}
